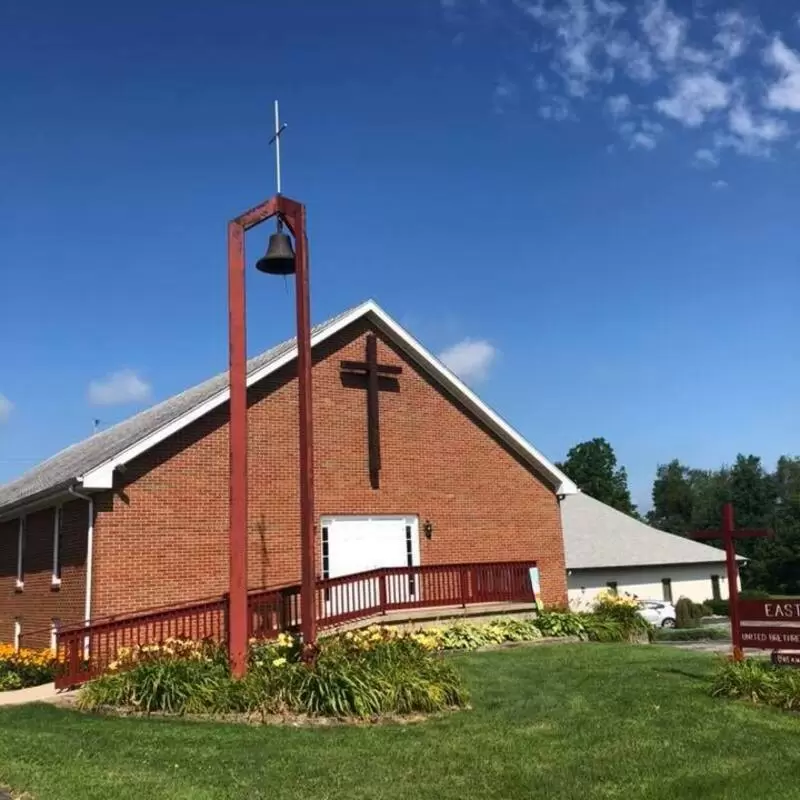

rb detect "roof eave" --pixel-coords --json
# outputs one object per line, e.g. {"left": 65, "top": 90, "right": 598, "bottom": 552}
{"left": 61, "top": 299, "right": 574, "bottom": 498}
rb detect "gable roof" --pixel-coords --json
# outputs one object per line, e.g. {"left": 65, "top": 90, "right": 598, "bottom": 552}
{"left": 561, "top": 492, "right": 734, "bottom": 569}
{"left": 0, "top": 299, "right": 576, "bottom": 517}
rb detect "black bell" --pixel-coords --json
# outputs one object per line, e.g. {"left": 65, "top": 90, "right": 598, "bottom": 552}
{"left": 256, "top": 232, "right": 296, "bottom": 275}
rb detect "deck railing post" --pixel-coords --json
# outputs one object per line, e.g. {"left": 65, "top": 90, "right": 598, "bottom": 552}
{"left": 460, "top": 567, "right": 469, "bottom": 608}
{"left": 379, "top": 570, "right": 388, "bottom": 614}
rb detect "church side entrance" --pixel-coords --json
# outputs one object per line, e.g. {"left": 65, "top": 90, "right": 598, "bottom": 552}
{"left": 320, "top": 515, "right": 420, "bottom": 615}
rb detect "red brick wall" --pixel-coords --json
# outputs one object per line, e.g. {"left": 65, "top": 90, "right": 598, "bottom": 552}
{"left": 0, "top": 500, "right": 88, "bottom": 648}
{"left": 92, "top": 320, "right": 567, "bottom": 618}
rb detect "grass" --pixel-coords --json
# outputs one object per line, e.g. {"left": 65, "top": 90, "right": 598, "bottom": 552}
{"left": 1, "top": 644, "right": 800, "bottom": 800}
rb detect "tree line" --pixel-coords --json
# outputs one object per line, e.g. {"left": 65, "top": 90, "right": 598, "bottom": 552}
{"left": 557, "top": 438, "right": 800, "bottom": 595}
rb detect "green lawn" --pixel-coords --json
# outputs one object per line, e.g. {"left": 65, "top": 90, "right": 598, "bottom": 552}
{"left": 2, "top": 644, "right": 800, "bottom": 800}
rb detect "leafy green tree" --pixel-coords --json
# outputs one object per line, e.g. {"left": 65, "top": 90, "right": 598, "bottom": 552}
{"left": 648, "top": 460, "right": 693, "bottom": 533}
{"left": 646, "top": 453, "right": 800, "bottom": 595}
{"left": 558, "top": 438, "right": 637, "bottom": 516}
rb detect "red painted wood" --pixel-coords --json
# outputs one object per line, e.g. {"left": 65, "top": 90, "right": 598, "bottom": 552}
{"left": 739, "top": 600, "right": 800, "bottom": 622}
{"left": 53, "top": 561, "right": 536, "bottom": 688}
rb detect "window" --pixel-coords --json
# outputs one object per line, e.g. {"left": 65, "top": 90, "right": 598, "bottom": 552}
{"left": 661, "top": 578, "right": 673, "bottom": 603}
{"left": 13, "top": 619, "right": 21, "bottom": 652}
{"left": 16, "top": 517, "right": 26, "bottom": 590}
{"left": 52, "top": 506, "right": 63, "bottom": 587}
{"left": 711, "top": 574, "right": 721, "bottom": 601}
{"left": 606, "top": 581, "right": 618, "bottom": 595}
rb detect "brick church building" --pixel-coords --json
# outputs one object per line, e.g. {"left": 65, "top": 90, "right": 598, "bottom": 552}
{"left": 0, "top": 300, "right": 577, "bottom": 648}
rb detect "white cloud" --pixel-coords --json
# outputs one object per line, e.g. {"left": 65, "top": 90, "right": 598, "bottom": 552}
{"left": 630, "top": 131, "right": 657, "bottom": 149}
{"left": 449, "top": 0, "right": 797, "bottom": 163}
{"left": 539, "top": 96, "right": 572, "bottom": 120}
{"left": 714, "top": 11, "right": 758, "bottom": 63}
{"left": 593, "top": 0, "right": 624, "bottom": 17}
{"left": 88, "top": 370, "right": 152, "bottom": 407}
{"left": 438, "top": 339, "right": 497, "bottom": 383}
{"left": 655, "top": 73, "right": 731, "bottom": 127}
{"left": 618, "top": 117, "right": 663, "bottom": 150}
{"left": 605, "top": 32, "right": 657, "bottom": 83}
{"left": 640, "top": 0, "right": 687, "bottom": 65}
{"left": 764, "top": 36, "right": 800, "bottom": 112}
{"left": 493, "top": 77, "right": 518, "bottom": 113}
{"left": 693, "top": 148, "right": 719, "bottom": 167}
{"left": 726, "top": 103, "right": 788, "bottom": 154}
{"left": 711, "top": 179, "right": 729, "bottom": 189}
{"left": 0, "top": 394, "right": 12, "bottom": 424}
{"left": 605, "top": 93, "right": 631, "bottom": 116}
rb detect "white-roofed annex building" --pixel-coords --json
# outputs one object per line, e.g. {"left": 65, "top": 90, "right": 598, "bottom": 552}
{"left": 561, "top": 492, "right": 738, "bottom": 608}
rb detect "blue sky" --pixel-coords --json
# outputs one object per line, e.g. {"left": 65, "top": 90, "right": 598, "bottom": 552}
{"left": 1, "top": 0, "right": 798, "bottom": 510}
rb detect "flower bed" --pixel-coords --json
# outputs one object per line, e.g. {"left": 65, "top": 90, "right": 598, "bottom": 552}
{"left": 77, "top": 630, "right": 468, "bottom": 719}
{"left": 0, "top": 645, "right": 59, "bottom": 691}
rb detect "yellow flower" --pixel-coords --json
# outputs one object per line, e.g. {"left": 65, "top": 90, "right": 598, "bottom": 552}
{"left": 272, "top": 657, "right": 287, "bottom": 667}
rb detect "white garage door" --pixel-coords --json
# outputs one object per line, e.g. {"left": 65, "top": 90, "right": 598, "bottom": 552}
{"left": 320, "top": 515, "right": 420, "bottom": 616}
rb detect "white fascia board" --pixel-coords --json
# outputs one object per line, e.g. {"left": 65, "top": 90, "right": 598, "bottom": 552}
{"left": 80, "top": 299, "right": 576, "bottom": 495}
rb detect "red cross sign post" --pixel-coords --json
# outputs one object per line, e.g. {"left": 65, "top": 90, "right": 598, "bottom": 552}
{"left": 691, "top": 503, "right": 772, "bottom": 660}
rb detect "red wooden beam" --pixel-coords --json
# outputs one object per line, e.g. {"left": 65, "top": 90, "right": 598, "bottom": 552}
{"left": 691, "top": 502, "right": 773, "bottom": 660}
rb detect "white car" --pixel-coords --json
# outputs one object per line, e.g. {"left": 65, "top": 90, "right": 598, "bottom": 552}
{"left": 638, "top": 600, "right": 676, "bottom": 628}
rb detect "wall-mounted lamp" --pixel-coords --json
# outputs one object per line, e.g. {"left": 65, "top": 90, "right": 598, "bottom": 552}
{"left": 423, "top": 519, "right": 433, "bottom": 540}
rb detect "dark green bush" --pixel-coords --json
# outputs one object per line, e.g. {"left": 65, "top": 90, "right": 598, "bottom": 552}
{"left": 710, "top": 658, "right": 800, "bottom": 711}
{"left": 705, "top": 598, "right": 730, "bottom": 616}
{"left": 653, "top": 626, "right": 730, "bottom": 642}
{"left": 739, "top": 589, "right": 771, "bottom": 601}
{"left": 675, "top": 597, "right": 706, "bottom": 628}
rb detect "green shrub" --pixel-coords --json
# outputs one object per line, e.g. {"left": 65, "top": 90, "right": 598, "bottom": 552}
{"left": 705, "top": 598, "right": 729, "bottom": 616}
{"left": 710, "top": 658, "right": 800, "bottom": 711}
{"left": 0, "top": 667, "right": 23, "bottom": 692}
{"left": 533, "top": 610, "right": 587, "bottom": 638}
{"left": 579, "top": 616, "right": 628, "bottom": 642}
{"left": 653, "top": 627, "right": 730, "bottom": 642}
{"left": 675, "top": 597, "right": 706, "bottom": 628}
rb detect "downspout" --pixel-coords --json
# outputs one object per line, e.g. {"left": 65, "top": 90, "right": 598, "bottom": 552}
{"left": 68, "top": 485, "right": 94, "bottom": 626}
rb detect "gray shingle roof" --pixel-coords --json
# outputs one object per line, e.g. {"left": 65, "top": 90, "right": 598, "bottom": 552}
{"left": 562, "top": 492, "right": 730, "bottom": 569}
{"left": 0, "top": 304, "right": 362, "bottom": 514}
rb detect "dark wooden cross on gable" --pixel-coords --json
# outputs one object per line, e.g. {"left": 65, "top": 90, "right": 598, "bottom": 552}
{"left": 340, "top": 333, "right": 402, "bottom": 488}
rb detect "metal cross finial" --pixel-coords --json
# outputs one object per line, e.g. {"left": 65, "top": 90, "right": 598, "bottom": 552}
{"left": 268, "top": 100, "right": 288, "bottom": 195}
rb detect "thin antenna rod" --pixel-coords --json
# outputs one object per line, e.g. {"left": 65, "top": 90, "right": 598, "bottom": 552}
{"left": 268, "top": 100, "right": 288, "bottom": 195}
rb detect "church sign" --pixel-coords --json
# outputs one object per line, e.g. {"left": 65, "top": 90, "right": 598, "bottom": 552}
{"left": 738, "top": 600, "right": 800, "bottom": 622}
{"left": 739, "top": 600, "right": 800, "bottom": 653}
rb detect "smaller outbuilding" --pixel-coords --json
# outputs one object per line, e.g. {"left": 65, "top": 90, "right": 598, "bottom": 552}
{"left": 561, "top": 492, "right": 737, "bottom": 607}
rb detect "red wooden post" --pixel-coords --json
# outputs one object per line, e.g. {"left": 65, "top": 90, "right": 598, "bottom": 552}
{"left": 692, "top": 502, "right": 772, "bottom": 660}
{"left": 460, "top": 567, "right": 470, "bottom": 608}
{"left": 292, "top": 203, "right": 317, "bottom": 646}
{"left": 379, "top": 571, "right": 388, "bottom": 614}
{"left": 227, "top": 221, "right": 249, "bottom": 678}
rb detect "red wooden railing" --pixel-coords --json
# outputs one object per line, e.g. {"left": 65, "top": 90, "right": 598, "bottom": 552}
{"left": 49, "top": 560, "right": 536, "bottom": 689}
